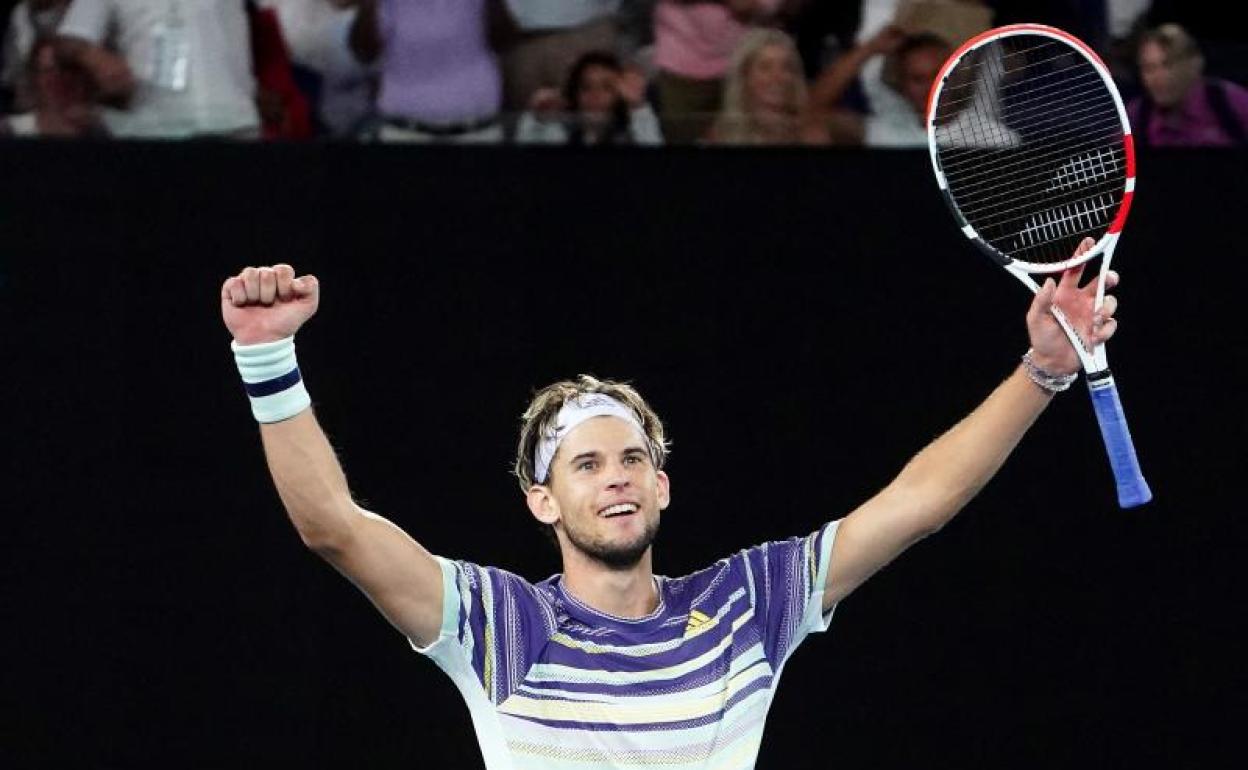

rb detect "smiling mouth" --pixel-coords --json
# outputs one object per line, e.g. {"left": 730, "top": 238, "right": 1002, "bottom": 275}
{"left": 598, "top": 503, "right": 639, "bottom": 518}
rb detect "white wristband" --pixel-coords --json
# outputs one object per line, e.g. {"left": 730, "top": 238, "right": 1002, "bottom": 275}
{"left": 232, "top": 336, "right": 311, "bottom": 423}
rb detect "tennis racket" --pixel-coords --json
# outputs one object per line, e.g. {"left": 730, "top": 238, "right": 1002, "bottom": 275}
{"left": 925, "top": 24, "right": 1152, "bottom": 508}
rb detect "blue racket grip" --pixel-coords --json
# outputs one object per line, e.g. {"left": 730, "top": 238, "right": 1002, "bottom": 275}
{"left": 1086, "top": 373, "right": 1152, "bottom": 508}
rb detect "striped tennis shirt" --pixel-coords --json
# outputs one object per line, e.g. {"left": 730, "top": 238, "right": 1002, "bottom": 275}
{"left": 413, "top": 520, "right": 839, "bottom": 769}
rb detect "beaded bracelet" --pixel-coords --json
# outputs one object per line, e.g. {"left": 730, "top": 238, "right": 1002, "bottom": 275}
{"left": 1021, "top": 348, "right": 1078, "bottom": 394}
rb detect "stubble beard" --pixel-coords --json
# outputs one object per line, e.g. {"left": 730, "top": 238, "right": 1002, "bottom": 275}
{"left": 562, "top": 514, "right": 660, "bottom": 570}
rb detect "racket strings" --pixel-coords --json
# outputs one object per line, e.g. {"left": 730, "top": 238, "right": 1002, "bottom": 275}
{"left": 938, "top": 119, "right": 1128, "bottom": 197}
{"left": 936, "top": 60, "right": 1100, "bottom": 112}
{"left": 938, "top": 111, "right": 1121, "bottom": 181}
{"left": 933, "top": 36, "right": 1127, "bottom": 265}
{"left": 938, "top": 71, "right": 1108, "bottom": 129}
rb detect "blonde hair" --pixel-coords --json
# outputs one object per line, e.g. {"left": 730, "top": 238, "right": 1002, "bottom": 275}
{"left": 712, "top": 28, "right": 808, "bottom": 144}
{"left": 513, "top": 375, "right": 670, "bottom": 491}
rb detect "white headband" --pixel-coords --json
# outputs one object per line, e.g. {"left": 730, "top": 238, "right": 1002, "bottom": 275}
{"left": 533, "top": 393, "right": 646, "bottom": 484}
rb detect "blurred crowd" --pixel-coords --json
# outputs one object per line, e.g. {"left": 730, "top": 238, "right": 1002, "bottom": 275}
{"left": 1, "top": 0, "right": 1244, "bottom": 147}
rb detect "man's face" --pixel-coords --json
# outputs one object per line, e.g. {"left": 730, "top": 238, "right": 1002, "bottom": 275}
{"left": 901, "top": 46, "right": 947, "bottom": 116}
{"left": 536, "top": 416, "right": 670, "bottom": 569}
{"left": 1139, "top": 40, "right": 1201, "bottom": 109}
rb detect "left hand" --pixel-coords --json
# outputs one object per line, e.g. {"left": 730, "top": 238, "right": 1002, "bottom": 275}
{"left": 617, "top": 68, "right": 648, "bottom": 109}
{"left": 1025, "top": 237, "right": 1119, "bottom": 375}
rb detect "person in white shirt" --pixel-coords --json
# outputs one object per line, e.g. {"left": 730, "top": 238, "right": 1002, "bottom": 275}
{"left": 56, "top": 0, "right": 260, "bottom": 138}
{"left": 808, "top": 24, "right": 949, "bottom": 147}
{"left": 500, "top": 0, "right": 621, "bottom": 112}
{"left": 516, "top": 49, "right": 662, "bottom": 145}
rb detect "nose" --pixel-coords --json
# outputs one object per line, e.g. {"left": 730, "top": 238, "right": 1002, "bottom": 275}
{"left": 605, "top": 460, "right": 633, "bottom": 491}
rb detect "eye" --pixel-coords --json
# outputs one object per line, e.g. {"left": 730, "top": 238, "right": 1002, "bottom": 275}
{"left": 578, "top": 459, "right": 597, "bottom": 472}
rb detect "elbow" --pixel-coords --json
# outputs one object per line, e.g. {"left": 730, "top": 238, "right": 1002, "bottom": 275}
{"left": 291, "top": 503, "right": 358, "bottom": 556}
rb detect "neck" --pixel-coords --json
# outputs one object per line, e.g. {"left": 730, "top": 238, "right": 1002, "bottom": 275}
{"left": 560, "top": 547, "right": 658, "bottom": 619}
{"left": 750, "top": 107, "right": 799, "bottom": 140}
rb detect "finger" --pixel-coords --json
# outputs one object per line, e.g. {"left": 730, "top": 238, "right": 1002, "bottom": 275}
{"left": 258, "top": 267, "right": 278, "bottom": 304}
{"left": 1058, "top": 263, "right": 1085, "bottom": 292}
{"left": 1104, "top": 269, "right": 1119, "bottom": 290}
{"left": 291, "top": 274, "right": 319, "bottom": 299}
{"left": 242, "top": 266, "right": 260, "bottom": 302}
{"left": 222, "top": 277, "right": 247, "bottom": 306}
{"left": 1098, "top": 294, "right": 1118, "bottom": 319}
{"left": 1075, "top": 236, "right": 1095, "bottom": 257}
{"left": 1091, "top": 316, "right": 1117, "bottom": 344}
{"left": 274, "top": 264, "right": 295, "bottom": 301}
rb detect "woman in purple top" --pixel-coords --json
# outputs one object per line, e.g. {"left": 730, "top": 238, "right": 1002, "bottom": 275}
{"left": 345, "top": 0, "right": 505, "bottom": 143}
{"left": 1129, "top": 23, "right": 1248, "bottom": 148}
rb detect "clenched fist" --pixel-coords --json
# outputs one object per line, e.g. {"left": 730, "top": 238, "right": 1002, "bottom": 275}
{"left": 221, "top": 265, "right": 320, "bottom": 345}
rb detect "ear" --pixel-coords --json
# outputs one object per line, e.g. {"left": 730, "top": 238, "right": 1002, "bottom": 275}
{"left": 655, "top": 470, "right": 671, "bottom": 511}
{"left": 526, "top": 484, "right": 561, "bottom": 526}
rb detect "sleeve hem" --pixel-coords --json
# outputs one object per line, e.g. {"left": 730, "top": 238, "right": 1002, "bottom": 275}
{"left": 407, "top": 555, "right": 460, "bottom": 655}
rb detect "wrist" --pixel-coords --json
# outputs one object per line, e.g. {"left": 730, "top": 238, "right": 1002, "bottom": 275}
{"left": 232, "top": 336, "right": 311, "bottom": 422}
{"left": 1020, "top": 348, "right": 1079, "bottom": 395}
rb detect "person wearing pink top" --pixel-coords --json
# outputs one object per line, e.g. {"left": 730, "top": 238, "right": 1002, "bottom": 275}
{"left": 652, "top": 0, "right": 787, "bottom": 143}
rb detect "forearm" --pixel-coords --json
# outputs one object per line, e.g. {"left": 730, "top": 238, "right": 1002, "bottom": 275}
{"left": 259, "top": 409, "right": 361, "bottom": 552}
{"left": 889, "top": 366, "right": 1050, "bottom": 530}
{"left": 348, "top": 0, "right": 382, "bottom": 64}
{"left": 808, "top": 45, "right": 873, "bottom": 113}
{"left": 57, "top": 36, "right": 134, "bottom": 103}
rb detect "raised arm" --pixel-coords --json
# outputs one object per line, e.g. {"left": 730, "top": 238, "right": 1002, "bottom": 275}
{"left": 823, "top": 241, "right": 1120, "bottom": 609}
{"left": 221, "top": 265, "right": 444, "bottom": 646}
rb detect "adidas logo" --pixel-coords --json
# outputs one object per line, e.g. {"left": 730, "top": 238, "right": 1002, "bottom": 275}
{"left": 684, "top": 609, "right": 715, "bottom": 638}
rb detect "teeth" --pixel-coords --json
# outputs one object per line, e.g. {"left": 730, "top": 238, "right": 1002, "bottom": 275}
{"left": 600, "top": 503, "right": 638, "bottom": 517}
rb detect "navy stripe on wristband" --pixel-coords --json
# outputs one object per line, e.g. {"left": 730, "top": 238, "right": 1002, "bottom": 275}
{"left": 244, "top": 368, "right": 303, "bottom": 398}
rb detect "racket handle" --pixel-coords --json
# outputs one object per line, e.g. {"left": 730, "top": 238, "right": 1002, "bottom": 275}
{"left": 1086, "top": 372, "right": 1153, "bottom": 508}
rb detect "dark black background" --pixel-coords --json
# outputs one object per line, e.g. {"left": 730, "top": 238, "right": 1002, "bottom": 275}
{"left": 1, "top": 144, "right": 1243, "bottom": 767}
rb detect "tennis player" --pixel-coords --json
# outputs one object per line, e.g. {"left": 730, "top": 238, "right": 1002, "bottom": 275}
{"left": 222, "top": 249, "right": 1118, "bottom": 769}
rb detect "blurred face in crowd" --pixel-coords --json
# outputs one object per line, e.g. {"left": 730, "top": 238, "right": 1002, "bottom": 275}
{"left": 31, "top": 42, "right": 88, "bottom": 110}
{"left": 899, "top": 45, "right": 947, "bottom": 115}
{"left": 1138, "top": 39, "right": 1201, "bottom": 109}
{"left": 745, "top": 43, "right": 801, "bottom": 114}
{"left": 577, "top": 64, "right": 621, "bottom": 121}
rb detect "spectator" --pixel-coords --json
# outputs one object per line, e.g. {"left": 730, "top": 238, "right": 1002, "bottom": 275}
{"left": 2, "top": 0, "right": 70, "bottom": 113}
{"left": 808, "top": 24, "right": 949, "bottom": 147}
{"left": 1129, "top": 23, "right": 1248, "bottom": 148}
{"left": 652, "top": 0, "right": 791, "bottom": 144}
{"left": 707, "top": 27, "right": 828, "bottom": 145}
{"left": 260, "top": 0, "right": 376, "bottom": 138}
{"left": 56, "top": 0, "right": 260, "bottom": 138}
{"left": 1, "top": 36, "right": 106, "bottom": 137}
{"left": 247, "top": 0, "right": 313, "bottom": 140}
{"left": 346, "top": 0, "right": 504, "bottom": 143}
{"left": 499, "top": 0, "right": 620, "bottom": 113}
{"left": 515, "top": 50, "right": 662, "bottom": 145}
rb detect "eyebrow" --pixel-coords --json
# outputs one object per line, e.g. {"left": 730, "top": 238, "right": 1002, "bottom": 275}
{"left": 565, "top": 446, "right": 649, "bottom": 466}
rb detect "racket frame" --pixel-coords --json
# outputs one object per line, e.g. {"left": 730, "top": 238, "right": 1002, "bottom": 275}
{"left": 926, "top": 24, "right": 1151, "bottom": 507}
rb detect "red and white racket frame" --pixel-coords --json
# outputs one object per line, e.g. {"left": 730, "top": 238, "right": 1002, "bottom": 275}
{"left": 926, "top": 23, "right": 1135, "bottom": 375}
{"left": 926, "top": 24, "right": 1151, "bottom": 507}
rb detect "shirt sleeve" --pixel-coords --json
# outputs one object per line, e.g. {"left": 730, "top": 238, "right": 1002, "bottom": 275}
{"left": 57, "top": 0, "right": 112, "bottom": 45}
{"left": 412, "top": 557, "right": 557, "bottom": 705}
{"left": 629, "top": 104, "right": 664, "bottom": 146}
{"left": 742, "top": 519, "right": 840, "bottom": 668}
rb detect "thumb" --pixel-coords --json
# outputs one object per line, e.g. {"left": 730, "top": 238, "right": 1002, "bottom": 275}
{"left": 1028, "top": 277, "right": 1056, "bottom": 322}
